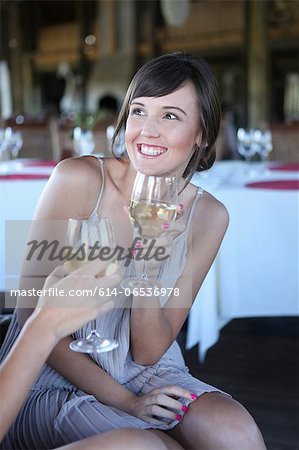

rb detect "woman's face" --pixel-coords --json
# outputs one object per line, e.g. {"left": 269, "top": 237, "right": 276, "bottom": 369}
{"left": 125, "top": 82, "right": 201, "bottom": 177}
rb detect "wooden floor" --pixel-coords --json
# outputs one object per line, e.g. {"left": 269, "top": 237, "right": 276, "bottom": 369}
{"left": 181, "top": 317, "right": 299, "bottom": 450}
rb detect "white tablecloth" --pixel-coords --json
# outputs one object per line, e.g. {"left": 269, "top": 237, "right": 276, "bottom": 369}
{"left": 187, "top": 161, "right": 299, "bottom": 360}
{"left": 0, "top": 160, "right": 52, "bottom": 293}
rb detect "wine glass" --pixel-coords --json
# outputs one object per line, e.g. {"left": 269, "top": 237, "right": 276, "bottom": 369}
{"left": 255, "top": 130, "right": 273, "bottom": 175}
{"left": 0, "top": 128, "right": 8, "bottom": 163}
{"left": 122, "top": 172, "right": 178, "bottom": 291}
{"left": 65, "top": 217, "right": 119, "bottom": 353}
{"left": 73, "top": 127, "right": 95, "bottom": 156}
{"left": 237, "top": 128, "right": 257, "bottom": 162}
{"left": 8, "top": 130, "right": 23, "bottom": 159}
{"left": 237, "top": 128, "right": 260, "bottom": 176}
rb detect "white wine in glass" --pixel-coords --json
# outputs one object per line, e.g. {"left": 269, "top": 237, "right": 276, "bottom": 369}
{"left": 65, "top": 217, "right": 118, "bottom": 353}
{"left": 129, "top": 200, "right": 177, "bottom": 239}
{"left": 122, "top": 172, "right": 178, "bottom": 290}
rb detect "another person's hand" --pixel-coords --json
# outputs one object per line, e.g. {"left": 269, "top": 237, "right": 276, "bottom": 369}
{"left": 31, "top": 258, "right": 120, "bottom": 341}
{"left": 128, "top": 385, "right": 196, "bottom": 425}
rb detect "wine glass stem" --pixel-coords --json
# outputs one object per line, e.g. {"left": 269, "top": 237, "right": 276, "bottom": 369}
{"left": 90, "top": 319, "right": 97, "bottom": 334}
{"left": 261, "top": 155, "right": 269, "bottom": 175}
{"left": 141, "top": 259, "right": 149, "bottom": 282}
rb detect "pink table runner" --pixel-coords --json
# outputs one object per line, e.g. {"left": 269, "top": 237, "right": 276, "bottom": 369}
{"left": 269, "top": 163, "right": 299, "bottom": 172}
{"left": 0, "top": 173, "right": 50, "bottom": 180}
{"left": 246, "top": 180, "right": 299, "bottom": 190}
{"left": 22, "top": 160, "right": 57, "bottom": 168}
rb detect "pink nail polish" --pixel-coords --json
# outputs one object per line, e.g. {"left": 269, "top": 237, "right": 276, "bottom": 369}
{"left": 176, "top": 414, "right": 182, "bottom": 421}
{"left": 181, "top": 405, "right": 188, "bottom": 412}
{"left": 162, "top": 222, "right": 170, "bottom": 230}
{"left": 135, "top": 241, "right": 142, "bottom": 248}
{"left": 191, "top": 393, "right": 198, "bottom": 400}
{"left": 131, "top": 249, "right": 137, "bottom": 255}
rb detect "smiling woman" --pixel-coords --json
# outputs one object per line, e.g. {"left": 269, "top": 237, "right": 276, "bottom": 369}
{"left": 0, "top": 52, "right": 266, "bottom": 450}
{"left": 124, "top": 83, "right": 201, "bottom": 177}
{"left": 113, "top": 52, "right": 221, "bottom": 181}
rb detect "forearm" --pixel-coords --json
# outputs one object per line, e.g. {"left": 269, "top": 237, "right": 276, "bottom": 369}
{"left": 16, "top": 289, "right": 135, "bottom": 415}
{"left": 47, "top": 337, "right": 136, "bottom": 412}
{"left": 0, "top": 315, "right": 57, "bottom": 440}
{"left": 130, "top": 296, "right": 173, "bottom": 365}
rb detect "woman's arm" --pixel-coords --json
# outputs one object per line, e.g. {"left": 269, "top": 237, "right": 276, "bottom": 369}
{"left": 0, "top": 312, "right": 58, "bottom": 440}
{"left": 0, "top": 259, "right": 121, "bottom": 440}
{"left": 130, "top": 192, "right": 229, "bottom": 365}
{"left": 46, "top": 336, "right": 137, "bottom": 406}
{"left": 15, "top": 157, "right": 137, "bottom": 413}
{"left": 17, "top": 156, "right": 101, "bottom": 325}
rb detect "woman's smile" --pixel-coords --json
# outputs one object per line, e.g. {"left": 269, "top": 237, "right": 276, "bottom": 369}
{"left": 137, "top": 143, "right": 168, "bottom": 157}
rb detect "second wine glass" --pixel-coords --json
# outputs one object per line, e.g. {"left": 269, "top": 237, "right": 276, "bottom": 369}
{"left": 122, "top": 171, "right": 178, "bottom": 291}
{"left": 65, "top": 217, "right": 119, "bottom": 353}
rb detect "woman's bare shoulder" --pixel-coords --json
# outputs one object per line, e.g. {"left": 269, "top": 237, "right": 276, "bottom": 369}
{"left": 34, "top": 156, "right": 103, "bottom": 220}
{"left": 53, "top": 155, "right": 101, "bottom": 180}
{"left": 192, "top": 189, "right": 229, "bottom": 236}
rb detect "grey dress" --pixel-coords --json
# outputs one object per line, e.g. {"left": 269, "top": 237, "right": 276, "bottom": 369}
{"left": 0, "top": 160, "right": 227, "bottom": 449}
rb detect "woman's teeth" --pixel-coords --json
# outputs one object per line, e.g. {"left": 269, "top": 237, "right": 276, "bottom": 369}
{"left": 139, "top": 145, "right": 167, "bottom": 156}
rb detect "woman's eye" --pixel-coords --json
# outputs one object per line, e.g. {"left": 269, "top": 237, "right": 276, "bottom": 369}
{"left": 131, "top": 108, "right": 145, "bottom": 116}
{"left": 164, "top": 112, "right": 178, "bottom": 120}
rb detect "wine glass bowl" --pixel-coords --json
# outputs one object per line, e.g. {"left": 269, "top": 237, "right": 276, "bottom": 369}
{"left": 0, "top": 127, "right": 23, "bottom": 162}
{"left": 237, "top": 128, "right": 273, "bottom": 176}
{"left": 237, "top": 128, "right": 257, "bottom": 162}
{"left": 123, "top": 172, "right": 178, "bottom": 290}
{"left": 65, "top": 217, "right": 119, "bottom": 353}
{"left": 73, "top": 127, "right": 95, "bottom": 156}
{"left": 256, "top": 130, "right": 273, "bottom": 164}
{"left": 129, "top": 198, "right": 177, "bottom": 239}
{"left": 8, "top": 130, "right": 23, "bottom": 159}
{"left": 129, "top": 172, "right": 178, "bottom": 237}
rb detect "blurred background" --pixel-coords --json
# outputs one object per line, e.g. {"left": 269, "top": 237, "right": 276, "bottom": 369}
{"left": 0, "top": 0, "right": 298, "bottom": 161}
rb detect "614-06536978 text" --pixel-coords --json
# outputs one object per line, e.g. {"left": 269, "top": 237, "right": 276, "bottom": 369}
{"left": 98, "top": 287, "right": 180, "bottom": 297}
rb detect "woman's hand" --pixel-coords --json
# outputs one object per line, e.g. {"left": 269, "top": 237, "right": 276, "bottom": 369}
{"left": 128, "top": 385, "right": 196, "bottom": 425}
{"left": 32, "top": 258, "right": 121, "bottom": 341}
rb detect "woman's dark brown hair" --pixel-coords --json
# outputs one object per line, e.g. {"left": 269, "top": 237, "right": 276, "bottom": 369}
{"left": 112, "top": 52, "right": 221, "bottom": 183}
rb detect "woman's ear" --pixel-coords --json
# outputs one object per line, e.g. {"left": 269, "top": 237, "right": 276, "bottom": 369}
{"left": 196, "top": 141, "right": 208, "bottom": 150}
{"left": 195, "top": 130, "right": 202, "bottom": 148}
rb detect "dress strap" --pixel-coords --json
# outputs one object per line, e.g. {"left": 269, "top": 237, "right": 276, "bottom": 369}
{"left": 89, "top": 158, "right": 105, "bottom": 217}
{"left": 186, "top": 187, "right": 203, "bottom": 234}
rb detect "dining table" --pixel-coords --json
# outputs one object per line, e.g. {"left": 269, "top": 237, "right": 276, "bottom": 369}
{"left": 0, "top": 159, "right": 56, "bottom": 301}
{"left": 188, "top": 160, "right": 299, "bottom": 360}
{"left": 1, "top": 158, "right": 298, "bottom": 361}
